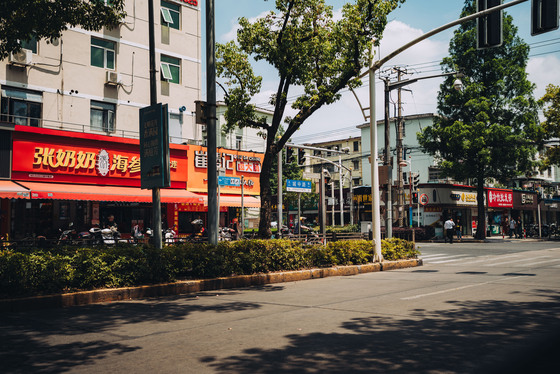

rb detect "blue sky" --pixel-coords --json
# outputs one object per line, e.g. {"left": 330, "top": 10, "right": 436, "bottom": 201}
{"left": 203, "top": 0, "right": 560, "bottom": 143}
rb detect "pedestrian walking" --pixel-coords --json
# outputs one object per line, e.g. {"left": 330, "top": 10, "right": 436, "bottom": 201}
{"left": 444, "top": 218, "right": 455, "bottom": 244}
{"left": 456, "top": 219, "right": 463, "bottom": 242}
{"left": 517, "top": 218, "right": 523, "bottom": 239}
{"left": 510, "top": 218, "right": 516, "bottom": 238}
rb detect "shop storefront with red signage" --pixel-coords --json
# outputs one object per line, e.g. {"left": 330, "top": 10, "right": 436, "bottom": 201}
{"left": 486, "top": 188, "right": 513, "bottom": 235}
{"left": 0, "top": 126, "right": 263, "bottom": 240}
{"left": 2, "top": 125, "right": 206, "bottom": 239}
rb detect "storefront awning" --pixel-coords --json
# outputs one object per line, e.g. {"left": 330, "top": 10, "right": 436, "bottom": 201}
{"left": 17, "top": 181, "right": 204, "bottom": 204}
{"left": 0, "top": 180, "right": 30, "bottom": 199}
{"left": 198, "top": 193, "right": 261, "bottom": 208}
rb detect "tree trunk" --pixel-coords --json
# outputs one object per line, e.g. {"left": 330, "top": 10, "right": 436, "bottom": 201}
{"left": 258, "top": 149, "right": 274, "bottom": 238}
{"left": 475, "top": 176, "right": 486, "bottom": 240}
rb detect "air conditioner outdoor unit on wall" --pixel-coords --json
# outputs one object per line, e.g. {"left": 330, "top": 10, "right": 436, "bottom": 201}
{"left": 9, "top": 49, "right": 32, "bottom": 66}
{"left": 105, "top": 71, "right": 121, "bottom": 86}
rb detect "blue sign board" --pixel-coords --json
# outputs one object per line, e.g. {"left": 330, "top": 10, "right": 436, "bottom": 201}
{"left": 286, "top": 179, "right": 312, "bottom": 193}
{"left": 218, "top": 176, "right": 241, "bottom": 187}
{"left": 140, "top": 103, "right": 170, "bottom": 189}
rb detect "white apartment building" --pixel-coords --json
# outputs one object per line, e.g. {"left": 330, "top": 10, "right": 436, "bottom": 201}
{"left": 1, "top": 0, "right": 202, "bottom": 143}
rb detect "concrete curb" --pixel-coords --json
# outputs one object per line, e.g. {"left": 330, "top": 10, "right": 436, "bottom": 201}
{"left": 0, "top": 259, "right": 422, "bottom": 313}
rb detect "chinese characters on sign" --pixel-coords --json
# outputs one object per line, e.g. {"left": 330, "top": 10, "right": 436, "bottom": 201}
{"left": 32, "top": 147, "right": 177, "bottom": 177}
{"left": 194, "top": 150, "right": 261, "bottom": 173}
{"left": 488, "top": 189, "right": 513, "bottom": 208}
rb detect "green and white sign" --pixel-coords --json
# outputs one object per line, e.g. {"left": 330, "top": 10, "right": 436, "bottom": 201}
{"left": 140, "top": 103, "right": 170, "bottom": 189}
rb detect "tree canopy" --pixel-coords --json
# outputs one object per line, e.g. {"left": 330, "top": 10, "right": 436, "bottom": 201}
{"left": 539, "top": 84, "right": 560, "bottom": 168}
{"left": 417, "top": 0, "right": 541, "bottom": 239}
{"left": 0, "top": 0, "right": 126, "bottom": 58}
{"left": 216, "top": 0, "right": 404, "bottom": 237}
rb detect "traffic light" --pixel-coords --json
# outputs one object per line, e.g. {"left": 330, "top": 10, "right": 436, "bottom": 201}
{"left": 532, "top": 0, "right": 559, "bottom": 35}
{"left": 477, "top": 0, "right": 503, "bottom": 49}
{"left": 195, "top": 100, "right": 207, "bottom": 124}
{"left": 412, "top": 192, "right": 418, "bottom": 204}
{"left": 298, "top": 148, "right": 306, "bottom": 165}
{"left": 412, "top": 173, "right": 420, "bottom": 190}
{"left": 286, "top": 147, "right": 294, "bottom": 163}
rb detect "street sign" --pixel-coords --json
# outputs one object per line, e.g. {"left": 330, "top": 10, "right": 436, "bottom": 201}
{"left": 420, "top": 193, "right": 429, "bottom": 206}
{"left": 302, "top": 172, "right": 321, "bottom": 180}
{"left": 286, "top": 179, "right": 312, "bottom": 193}
{"left": 140, "top": 103, "right": 170, "bottom": 189}
{"left": 218, "top": 176, "right": 241, "bottom": 187}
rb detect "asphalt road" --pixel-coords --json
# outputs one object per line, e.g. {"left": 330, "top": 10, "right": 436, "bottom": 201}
{"left": 2, "top": 239, "right": 560, "bottom": 373}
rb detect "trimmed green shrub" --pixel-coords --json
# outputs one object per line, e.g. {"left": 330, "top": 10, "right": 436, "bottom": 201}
{"left": 0, "top": 237, "right": 419, "bottom": 298}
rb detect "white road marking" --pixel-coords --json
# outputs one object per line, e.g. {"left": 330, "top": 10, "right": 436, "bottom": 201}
{"left": 430, "top": 256, "right": 479, "bottom": 264}
{"left": 460, "top": 254, "right": 521, "bottom": 265}
{"left": 515, "top": 258, "right": 560, "bottom": 267}
{"left": 421, "top": 254, "right": 470, "bottom": 262}
{"left": 484, "top": 256, "right": 548, "bottom": 267}
{"left": 400, "top": 276, "right": 524, "bottom": 301}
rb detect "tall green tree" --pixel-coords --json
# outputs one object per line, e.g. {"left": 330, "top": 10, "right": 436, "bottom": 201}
{"left": 216, "top": 0, "right": 404, "bottom": 237}
{"left": 0, "top": 0, "right": 126, "bottom": 58}
{"left": 539, "top": 84, "right": 560, "bottom": 168}
{"left": 418, "top": 0, "right": 541, "bottom": 240}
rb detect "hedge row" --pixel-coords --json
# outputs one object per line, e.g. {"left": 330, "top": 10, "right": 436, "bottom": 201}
{"left": 0, "top": 238, "right": 419, "bottom": 298}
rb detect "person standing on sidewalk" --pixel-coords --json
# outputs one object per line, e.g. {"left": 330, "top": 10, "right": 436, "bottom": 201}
{"left": 510, "top": 218, "right": 516, "bottom": 238}
{"left": 444, "top": 218, "right": 455, "bottom": 244}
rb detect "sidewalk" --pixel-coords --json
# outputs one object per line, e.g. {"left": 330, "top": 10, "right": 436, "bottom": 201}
{"left": 427, "top": 235, "right": 548, "bottom": 243}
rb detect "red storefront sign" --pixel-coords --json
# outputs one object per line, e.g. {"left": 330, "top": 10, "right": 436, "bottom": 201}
{"left": 11, "top": 125, "right": 188, "bottom": 188}
{"left": 487, "top": 189, "right": 513, "bottom": 208}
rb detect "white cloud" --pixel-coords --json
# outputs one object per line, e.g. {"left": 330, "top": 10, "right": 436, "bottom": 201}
{"left": 220, "top": 11, "right": 270, "bottom": 42}
{"left": 527, "top": 55, "right": 560, "bottom": 100}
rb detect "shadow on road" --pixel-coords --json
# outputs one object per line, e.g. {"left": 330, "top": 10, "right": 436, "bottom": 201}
{"left": 0, "top": 286, "right": 276, "bottom": 373}
{"left": 203, "top": 289, "right": 560, "bottom": 374}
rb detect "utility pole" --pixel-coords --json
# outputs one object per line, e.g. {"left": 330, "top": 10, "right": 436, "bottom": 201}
{"left": 383, "top": 76, "right": 392, "bottom": 238}
{"left": 206, "top": 0, "right": 218, "bottom": 245}
{"left": 395, "top": 67, "right": 407, "bottom": 227}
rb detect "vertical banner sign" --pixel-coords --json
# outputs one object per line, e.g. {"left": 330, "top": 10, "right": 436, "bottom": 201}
{"left": 140, "top": 103, "right": 170, "bottom": 189}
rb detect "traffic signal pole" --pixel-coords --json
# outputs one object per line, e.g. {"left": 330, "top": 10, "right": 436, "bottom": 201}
{"left": 358, "top": 0, "right": 528, "bottom": 261}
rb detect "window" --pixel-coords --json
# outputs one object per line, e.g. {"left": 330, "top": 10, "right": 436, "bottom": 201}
{"left": 353, "top": 160, "right": 359, "bottom": 170}
{"left": 91, "top": 37, "right": 115, "bottom": 69}
{"left": 353, "top": 141, "right": 359, "bottom": 152}
{"left": 161, "top": 1, "right": 180, "bottom": 30}
{"left": 21, "top": 36, "right": 37, "bottom": 54}
{"left": 1, "top": 87, "right": 42, "bottom": 127}
{"left": 168, "top": 113, "right": 182, "bottom": 144}
{"left": 160, "top": 55, "right": 180, "bottom": 84}
{"left": 90, "top": 101, "right": 115, "bottom": 132}
{"left": 236, "top": 135, "right": 243, "bottom": 150}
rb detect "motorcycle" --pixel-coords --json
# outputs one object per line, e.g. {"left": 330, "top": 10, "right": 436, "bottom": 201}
{"left": 219, "top": 227, "right": 236, "bottom": 241}
{"left": 57, "top": 223, "right": 77, "bottom": 245}
{"left": 88, "top": 225, "right": 121, "bottom": 245}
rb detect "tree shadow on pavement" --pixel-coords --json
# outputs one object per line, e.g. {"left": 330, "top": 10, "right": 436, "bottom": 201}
{"left": 204, "top": 289, "right": 560, "bottom": 374}
{"left": 0, "top": 291, "right": 267, "bottom": 373}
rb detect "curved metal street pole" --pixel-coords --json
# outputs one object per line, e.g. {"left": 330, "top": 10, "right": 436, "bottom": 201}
{"left": 369, "top": 49, "right": 383, "bottom": 263}
{"left": 361, "top": 0, "right": 527, "bottom": 262}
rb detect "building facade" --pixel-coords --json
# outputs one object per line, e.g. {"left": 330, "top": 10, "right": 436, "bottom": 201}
{"left": 0, "top": 1, "right": 265, "bottom": 240}
{"left": 1, "top": 0, "right": 202, "bottom": 143}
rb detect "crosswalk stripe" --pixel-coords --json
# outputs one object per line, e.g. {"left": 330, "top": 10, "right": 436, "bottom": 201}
{"left": 515, "top": 258, "right": 560, "bottom": 267}
{"left": 461, "top": 254, "right": 521, "bottom": 265}
{"left": 484, "top": 256, "right": 549, "bottom": 267}
{"left": 430, "top": 256, "right": 479, "bottom": 264}
{"left": 421, "top": 254, "right": 470, "bottom": 261}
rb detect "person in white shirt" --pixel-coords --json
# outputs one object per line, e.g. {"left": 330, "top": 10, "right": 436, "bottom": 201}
{"left": 444, "top": 218, "right": 455, "bottom": 244}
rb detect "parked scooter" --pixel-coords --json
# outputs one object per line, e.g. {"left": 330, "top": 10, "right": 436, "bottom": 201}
{"left": 57, "top": 222, "right": 77, "bottom": 245}
{"left": 88, "top": 225, "right": 121, "bottom": 245}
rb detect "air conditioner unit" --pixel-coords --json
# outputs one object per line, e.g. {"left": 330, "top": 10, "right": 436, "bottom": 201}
{"left": 9, "top": 49, "right": 32, "bottom": 66}
{"left": 201, "top": 124, "right": 207, "bottom": 132}
{"left": 105, "top": 71, "right": 121, "bottom": 86}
